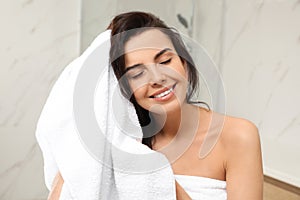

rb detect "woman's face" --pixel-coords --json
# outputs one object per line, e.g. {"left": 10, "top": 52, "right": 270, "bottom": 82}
{"left": 124, "top": 29, "right": 189, "bottom": 114}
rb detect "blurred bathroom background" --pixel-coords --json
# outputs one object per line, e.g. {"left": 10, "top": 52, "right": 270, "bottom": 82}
{"left": 0, "top": 0, "right": 299, "bottom": 199}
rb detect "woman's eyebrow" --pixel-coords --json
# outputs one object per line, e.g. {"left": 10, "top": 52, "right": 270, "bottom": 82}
{"left": 154, "top": 48, "right": 172, "bottom": 60}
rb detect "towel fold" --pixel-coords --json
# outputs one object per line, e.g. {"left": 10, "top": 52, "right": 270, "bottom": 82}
{"left": 36, "top": 30, "right": 176, "bottom": 200}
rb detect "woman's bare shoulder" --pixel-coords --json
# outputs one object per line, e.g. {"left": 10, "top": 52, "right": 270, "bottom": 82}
{"left": 223, "top": 114, "right": 258, "bottom": 135}
{"left": 209, "top": 112, "right": 260, "bottom": 149}
{"left": 215, "top": 113, "right": 261, "bottom": 157}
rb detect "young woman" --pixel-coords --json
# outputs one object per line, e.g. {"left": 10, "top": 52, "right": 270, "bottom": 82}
{"left": 49, "top": 11, "right": 263, "bottom": 200}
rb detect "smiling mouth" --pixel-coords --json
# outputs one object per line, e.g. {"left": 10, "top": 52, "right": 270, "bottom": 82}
{"left": 150, "top": 84, "right": 176, "bottom": 98}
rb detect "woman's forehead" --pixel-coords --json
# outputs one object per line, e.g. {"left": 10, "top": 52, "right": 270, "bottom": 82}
{"left": 124, "top": 29, "right": 175, "bottom": 54}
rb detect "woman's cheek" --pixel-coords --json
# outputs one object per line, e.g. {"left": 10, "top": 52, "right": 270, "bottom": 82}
{"left": 132, "top": 86, "right": 148, "bottom": 101}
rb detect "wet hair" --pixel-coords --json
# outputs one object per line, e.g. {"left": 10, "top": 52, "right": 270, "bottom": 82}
{"left": 108, "top": 11, "right": 203, "bottom": 149}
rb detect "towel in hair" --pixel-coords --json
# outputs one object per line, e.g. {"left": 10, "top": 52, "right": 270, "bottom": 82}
{"left": 36, "top": 30, "right": 176, "bottom": 200}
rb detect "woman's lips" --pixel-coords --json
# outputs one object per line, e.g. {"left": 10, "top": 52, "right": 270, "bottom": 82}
{"left": 149, "top": 84, "right": 176, "bottom": 101}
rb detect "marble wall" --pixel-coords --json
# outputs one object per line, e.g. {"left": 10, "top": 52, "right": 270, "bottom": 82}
{"left": 216, "top": 0, "right": 300, "bottom": 187}
{"left": 194, "top": 0, "right": 300, "bottom": 188}
{"left": 81, "top": 0, "right": 300, "bottom": 188}
{"left": 0, "top": 1, "right": 81, "bottom": 199}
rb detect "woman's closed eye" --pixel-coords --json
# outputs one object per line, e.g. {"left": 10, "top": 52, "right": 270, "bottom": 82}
{"left": 127, "top": 69, "right": 145, "bottom": 79}
{"left": 130, "top": 71, "right": 144, "bottom": 79}
{"left": 159, "top": 58, "right": 172, "bottom": 65}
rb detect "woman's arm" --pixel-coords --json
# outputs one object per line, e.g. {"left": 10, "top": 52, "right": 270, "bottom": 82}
{"left": 175, "top": 180, "right": 192, "bottom": 200}
{"left": 225, "top": 119, "right": 264, "bottom": 200}
{"left": 47, "top": 172, "right": 64, "bottom": 200}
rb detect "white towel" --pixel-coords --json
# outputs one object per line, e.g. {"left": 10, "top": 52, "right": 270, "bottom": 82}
{"left": 36, "top": 30, "right": 176, "bottom": 200}
{"left": 175, "top": 175, "right": 227, "bottom": 200}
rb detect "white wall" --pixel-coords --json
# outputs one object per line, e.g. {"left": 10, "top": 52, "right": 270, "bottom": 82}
{"left": 215, "top": 0, "right": 300, "bottom": 187}
{"left": 0, "top": 1, "right": 81, "bottom": 199}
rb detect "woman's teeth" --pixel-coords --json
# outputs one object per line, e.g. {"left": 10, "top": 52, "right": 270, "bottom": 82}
{"left": 154, "top": 87, "right": 173, "bottom": 98}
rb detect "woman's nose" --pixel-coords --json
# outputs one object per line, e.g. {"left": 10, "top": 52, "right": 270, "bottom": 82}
{"left": 148, "top": 64, "right": 166, "bottom": 86}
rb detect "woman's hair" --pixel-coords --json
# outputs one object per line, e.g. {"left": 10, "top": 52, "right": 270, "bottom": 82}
{"left": 108, "top": 11, "right": 200, "bottom": 149}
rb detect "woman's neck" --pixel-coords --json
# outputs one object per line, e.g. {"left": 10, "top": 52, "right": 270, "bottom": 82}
{"left": 152, "top": 103, "right": 199, "bottom": 140}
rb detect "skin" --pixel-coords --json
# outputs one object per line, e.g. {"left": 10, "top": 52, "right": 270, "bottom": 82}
{"left": 49, "top": 29, "right": 263, "bottom": 200}
{"left": 47, "top": 172, "right": 64, "bottom": 200}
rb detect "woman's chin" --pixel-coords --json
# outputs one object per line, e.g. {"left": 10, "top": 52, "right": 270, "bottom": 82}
{"left": 148, "top": 100, "right": 183, "bottom": 116}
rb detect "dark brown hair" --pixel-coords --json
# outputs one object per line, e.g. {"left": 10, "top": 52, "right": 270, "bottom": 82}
{"left": 108, "top": 11, "right": 201, "bottom": 149}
